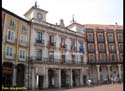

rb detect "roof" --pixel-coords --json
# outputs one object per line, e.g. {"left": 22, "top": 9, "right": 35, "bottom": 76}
{"left": 2, "top": 8, "right": 30, "bottom": 23}
{"left": 83, "top": 24, "right": 123, "bottom": 30}
{"left": 24, "top": 6, "right": 48, "bottom": 16}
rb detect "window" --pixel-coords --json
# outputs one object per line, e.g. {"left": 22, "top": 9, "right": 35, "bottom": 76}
{"left": 71, "top": 40, "right": 76, "bottom": 51}
{"left": 49, "top": 51, "right": 54, "bottom": 62}
{"left": 19, "top": 49, "right": 26, "bottom": 60}
{"left": 88, "top": 44, "right": 94, "bottom": 52}
{"left": 120, "top": 54, "right": 123, "bottom": 62}
{"left": 6, "top": 46, "right": 13, "bottom": 56}
{"left": 36, "top": 32, "right": 44, "bottom": 44}
{"left": 119, "top": 44, "right": 123, "bottom": 52}
{"left": 108, "top": 33, "right": 114, "bottom": 42}
{"left": 98, "top": 44, "right": 105, "bottom": 52}
{"left": 97, "top": 33, "right": 104, "bottom": 42}
{"left": 89, "top": 54, "right": 94, "bottom": 63}
{"left": 110, "top": 54, "right": 115, "bottom": 62}
{"left": 49, "top": 35, "right": 55, "bottom": 46}
{"left": 20, "top": 35, "right": 26, "bottom": 45}
{"left": 117, "top": 33, "right": 123, "bottom": 42}
{"left": 22, "top": 24, "right": 26, "bottom": 33}
{"left": 109, "top": 44, "right": 115, "bottom": 52}
{"left": 99, "top": 54, "right": 106, "bottom": 63}
{"left": 80, "top": 55, "right": 83, "bottom": 63}
{"left": 72, "top": 54, "right": 75, "bottom": 63}
{"left": 7, "top": 31, "right": 15, "bottom": 42}
{"left": 36, "top": 49, "right": 42, "bottom": 60}
{"left": 60, "top": 37, "right": 65, "bottom": 48}
{"left": 62, "top": 54, "right": 66, "bottom": 63}
{"left": 87, "top": 33, "right": 93, "bottom": 42}
{"left": 10, "top": 19, "right": 15, "bottom": 29}
{"left": 79, "top": 42, "right": 84, "bottom": 53}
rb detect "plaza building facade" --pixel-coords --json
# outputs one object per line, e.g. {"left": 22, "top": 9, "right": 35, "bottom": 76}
{"left": 2, "top": 8, "right": 30, "bottom": 87}
{"left": 67, "top": 23, "right": 123, "bottom": 84}
{"left": 24, "top": 6, "right": 88, "bottom": 89}
{"left": 2, "top": 4, "right": 123, "bottom": 90}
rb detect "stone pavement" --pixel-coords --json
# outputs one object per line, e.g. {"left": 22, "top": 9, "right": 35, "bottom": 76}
{"left": 28, "top": 83, "right": 123, "bottom": 91}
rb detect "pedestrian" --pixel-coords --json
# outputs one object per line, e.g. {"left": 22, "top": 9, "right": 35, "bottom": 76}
{"left": 87, "top": 79, "right": 92, "bottom": 87}
{"left": 111, "top": 77, "right": 113, "bottom": 84}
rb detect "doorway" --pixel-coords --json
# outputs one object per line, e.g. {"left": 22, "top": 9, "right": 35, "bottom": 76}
{"left": 83, "top": 75, "right": 87, "bottom": 86}
{"left": 38, "top": 75, "right": 44, "bottom": 89}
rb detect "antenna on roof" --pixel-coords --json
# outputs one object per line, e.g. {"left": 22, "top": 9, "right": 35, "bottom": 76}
{"left": 35, "top": 0, "right": 38, "bottom": 8}
{"left": 70, "top": 14, "right": 76, "bottom": 24}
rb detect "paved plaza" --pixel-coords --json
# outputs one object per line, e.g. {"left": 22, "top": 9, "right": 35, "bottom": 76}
{"left": 29, "top": 83, "right": 123, "bottom": 91}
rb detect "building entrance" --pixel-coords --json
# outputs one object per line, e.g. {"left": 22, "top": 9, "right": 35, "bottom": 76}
{"left": 61, "top": 70, "right": 66, "bottom": 87}
{"left": 48, "top": 69, "right": 55, "bottom": 88}
{"left": 83, "top": 75, "right": 87, "bottom": 86}
{"left": 38, "top": 75, "right": 44, "bottom": 89}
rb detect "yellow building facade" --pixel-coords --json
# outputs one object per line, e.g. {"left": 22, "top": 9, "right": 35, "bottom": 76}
{"left": 2, "top": 8, "right": 30, "bottom": 87}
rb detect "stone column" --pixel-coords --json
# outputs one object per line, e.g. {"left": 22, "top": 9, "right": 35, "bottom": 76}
{"left": 70, "top": 69, "right": 73, "bottom": 87}
{"left": 32, "top": 67, "right": 35, "bottom": 90}
{"left": 58, "top": 69, "right": 61, "bottom": 88}
{"left": 80, "top": 69, "right": 83, "bottom": 86}
{"left": 12, "top": 64, "right": 16, "bottom": 86}
{"left": 118, "top": 64, "right": 122, "bottom": 80}
{"left": 96, "top": 65, "right": 100, "bottom": 83}
{"left": 107, "top": 65, "right": 111, "bottom": 80}
{"left": 44, "top": 68, "right": 48, "bottom": 88}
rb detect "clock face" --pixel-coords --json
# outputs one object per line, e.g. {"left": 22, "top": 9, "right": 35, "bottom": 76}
{"left": 37, "top": 13, "right": 43, "bottom": 20}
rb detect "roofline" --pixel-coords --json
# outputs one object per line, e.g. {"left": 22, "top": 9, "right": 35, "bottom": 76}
{"left": 24, "top": 6, "right": 48, "bottom": 16}
{"left": 67, "top": 22, "right": 84, "bottom": 28}
{"left": 2, "top": 8, "right": 30, "bottom": 23}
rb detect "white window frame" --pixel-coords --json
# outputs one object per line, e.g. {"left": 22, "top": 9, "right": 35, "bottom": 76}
{"left": 5, "top": 45, "right": 14, "bottom": 59}
{"left": 22, "top": 23, "right": 26, "bottom": 33}
{"left": 10, "top": 18, "right": 15, "bottom": 29}
{"left": 7, "top": 30, "right": 15, "bottom": 43}
{"left": 36, "top": 49, "right": 42, "bottom": 60}
{"left": 20, "top": 35, "right": 27, "bottom": 46}
{"left": 19, "top": 48, "right": 26, "bottom": 61}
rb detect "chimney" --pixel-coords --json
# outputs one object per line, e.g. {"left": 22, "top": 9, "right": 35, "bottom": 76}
{"left": 59, "top": 19, "right": 65, "bottom": 27}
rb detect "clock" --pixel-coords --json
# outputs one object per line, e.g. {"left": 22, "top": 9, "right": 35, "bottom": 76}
{"left": 37, "top": 13, "right": 43, "bottom": 20}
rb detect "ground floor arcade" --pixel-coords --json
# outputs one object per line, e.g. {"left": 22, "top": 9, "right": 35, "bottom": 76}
{"left": 88, "top": 64, "right": 123, "bottom": 84}
{"left": 30, "top": 64, "right": 88, "bottom": 90}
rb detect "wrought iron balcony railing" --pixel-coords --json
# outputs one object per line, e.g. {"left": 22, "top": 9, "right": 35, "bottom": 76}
{"left": 29, "top": 57, "right": 85, "bottom": 66}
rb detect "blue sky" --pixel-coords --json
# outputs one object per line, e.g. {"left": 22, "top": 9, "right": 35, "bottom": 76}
{"left": 2, "top": 0, "right": 123, "bottom": 26}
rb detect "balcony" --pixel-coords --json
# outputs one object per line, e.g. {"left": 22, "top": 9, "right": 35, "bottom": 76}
{"left": 48, "top": 42, "right": 56, "bottom": 48}
{"left": 35, "top": 39, "right": 44, "bottom": 47}
{"left": 4, "top": 53, "right": 16, "bottom": 60}
{"left": 18, "top": 55, "right": 28, "bottom": 61}
{"left": 30, "top": 57, "right": 84, "bottom": 66}
{"left": 71, "top": 45, "right": 76, "bottom": 52}
{"left": 19, "top": 40, "right": 28, "bottom": 47}
{"left": 5, "top": 35, "right": 16, "bottom": 44}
